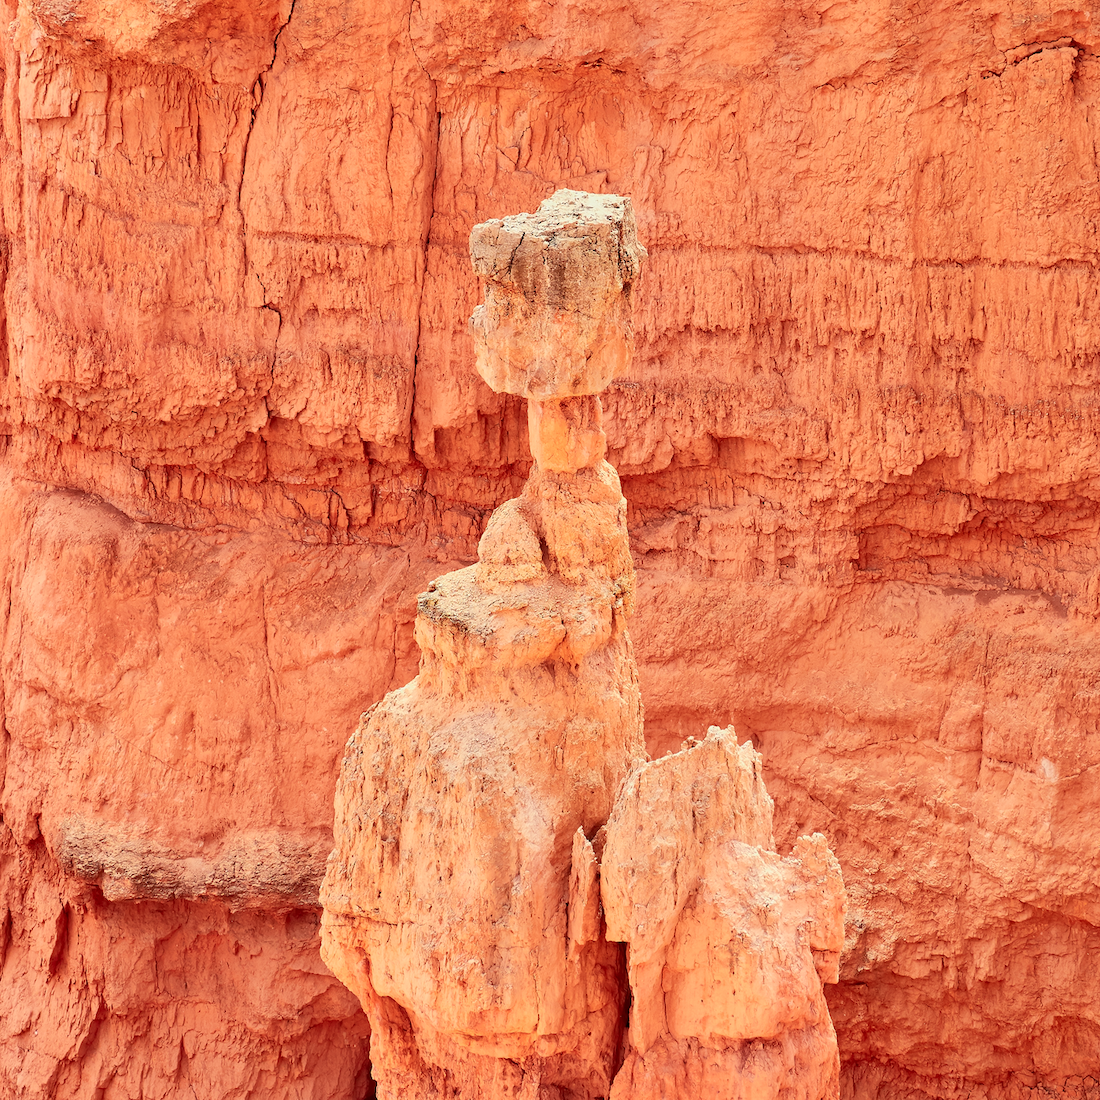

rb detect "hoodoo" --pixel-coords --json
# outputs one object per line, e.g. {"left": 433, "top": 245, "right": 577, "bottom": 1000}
{"left": 320, "top": 190, "right": 649, "bottom": 1098}
{"left": 602, "top": 726, "right": 847, "bottom": 1100}
{"left": 320, "top": 191, "right": 846, "bottom": 1099}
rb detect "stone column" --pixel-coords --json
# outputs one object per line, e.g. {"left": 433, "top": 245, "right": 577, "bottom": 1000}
{"left": 320, "top": 190, "right": 846, "bottom": 1100}
{"left": 320, "top": 190, "right": 648, "bottom": 1100}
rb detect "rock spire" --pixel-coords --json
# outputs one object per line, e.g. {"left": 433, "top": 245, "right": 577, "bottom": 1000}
{"left": 320, "top": 190, "right": 845, "bottom": 1100}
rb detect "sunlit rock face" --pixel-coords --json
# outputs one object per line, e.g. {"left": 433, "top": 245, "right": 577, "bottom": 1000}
{"left": 602, "top": 726, "right": 846, "bottom": 1100}
{"left": 6, "top": 0, "right": 1099, "bottom": 1095}
{"left": 321, "top": 193, "right": 845, "bottom": 1100}
{"left": 320, "top": 190, "right": 648, "bottom": 1100}
{"left": 469, "top": 190, "right": 646, "bottom": 400}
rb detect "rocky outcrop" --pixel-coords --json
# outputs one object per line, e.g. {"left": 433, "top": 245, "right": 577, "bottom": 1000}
{"left": 320, "top": 192, "right": 845, "bottom": 1099}
{"left": 320, "top": 190, "right": 648, "bottom": 1099}
{"left": 602, "top": 728, "right": 844, "bottom": 1100}
{"left": 2, "top": 0, "right": 1099, "bottom": 1096}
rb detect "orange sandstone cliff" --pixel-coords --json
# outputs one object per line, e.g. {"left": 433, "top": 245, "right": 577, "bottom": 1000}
{"left": 1, "top": 0, "right": 1099, "bottom": 1097}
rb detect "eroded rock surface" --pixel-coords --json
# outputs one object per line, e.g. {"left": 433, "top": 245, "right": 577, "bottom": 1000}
{"left": 321, "top": 193, "right": 845, "bottom": 1099}
{"left": 469, "top": 190, "right": 645, "bottom": 400}
{"left": 603, "top": 727, "right": 845, "bottom": 1100}
{"left": 3, "top": 0, "right": 1100, "bottom": 1095}
{"left": 321, "top": 190, "right": 647, "bottom": 1099}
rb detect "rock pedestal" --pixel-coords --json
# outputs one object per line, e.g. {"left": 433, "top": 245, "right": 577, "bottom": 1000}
{"left": 320, "top": 191, "right": 846, "bottom": 1100}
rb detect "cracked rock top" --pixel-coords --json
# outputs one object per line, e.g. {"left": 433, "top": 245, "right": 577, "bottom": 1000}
{"left": 469, "top": 189, "right": 647, "bottom": 400}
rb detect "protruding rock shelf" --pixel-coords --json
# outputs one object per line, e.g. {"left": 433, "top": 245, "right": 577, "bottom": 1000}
{"left": 320, "top": 191, "right": 846, "bottom": 1099}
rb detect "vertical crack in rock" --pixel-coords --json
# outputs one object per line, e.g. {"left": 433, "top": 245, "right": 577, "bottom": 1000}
{"left": 238, "top": 0, "right": 296, "bottom": 335}
{"left": 320, "top": 191, "right": 847, "bottom": 1100}
{"left": 407, "top": 2, "right": 440, "bottom": 460}
{"left": 238, "top": 0, "right": 297, "bottom": 214}
{"left": 407, "top": 104, "right": 440, "bottom": 459}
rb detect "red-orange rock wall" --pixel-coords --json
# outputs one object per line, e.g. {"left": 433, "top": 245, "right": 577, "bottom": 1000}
{"left": 2, "top": 0, "right": 1099, "bottom": 1096}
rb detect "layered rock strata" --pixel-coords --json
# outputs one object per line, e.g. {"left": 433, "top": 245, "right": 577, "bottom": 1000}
{"left": 320, "top": 191, "right": 845, "bottom": 1099}
{"left": 2, "top": 1, "right": 1099, "bottom": 1094}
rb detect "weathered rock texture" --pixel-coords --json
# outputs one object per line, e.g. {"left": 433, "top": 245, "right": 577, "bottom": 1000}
{"left": 319, "top": 190, "right": 647, "bottom": 1099}
{"left": 320, "top": 195, "right": 844, "bottom": 1098}
{"left": 0, "top": 0, "right": 1098, "bottom": 1095}
{"left": 602, "top": 726, "right": 846, "bottom": 1100}
{"left": 469, "top": 191, "right": 645, "bottom": 400}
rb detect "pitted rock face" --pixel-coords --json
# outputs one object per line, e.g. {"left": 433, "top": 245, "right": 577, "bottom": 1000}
{"left": 469, "top": 189, "right": 647, "bottom": 399}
